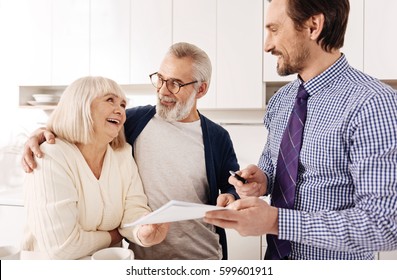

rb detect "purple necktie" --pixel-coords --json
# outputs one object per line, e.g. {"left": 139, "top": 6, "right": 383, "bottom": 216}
{"left": 265, "top": 84, "right": 309, "bottom": 260}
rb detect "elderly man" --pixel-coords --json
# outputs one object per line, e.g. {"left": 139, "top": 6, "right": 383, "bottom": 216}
{"left": 22, "top": 42, "right": 240, "bottom": 260}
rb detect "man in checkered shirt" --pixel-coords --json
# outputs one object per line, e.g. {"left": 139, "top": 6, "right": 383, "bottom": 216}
{"left": 205, "top": 0, "right": 397, "bottom": 260}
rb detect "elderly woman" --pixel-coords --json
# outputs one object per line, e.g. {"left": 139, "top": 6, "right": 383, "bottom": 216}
{"left": 22, "top": 76, "right": 168, "bottom": 259}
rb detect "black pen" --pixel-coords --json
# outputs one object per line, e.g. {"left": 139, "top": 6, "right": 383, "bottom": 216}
{"left": 229, "top": 170, "right": 247, "bottom": 184}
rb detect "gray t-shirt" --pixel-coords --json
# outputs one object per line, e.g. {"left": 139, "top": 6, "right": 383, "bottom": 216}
{"left": 129, "top": 115, "right": 222, "bottom": 260}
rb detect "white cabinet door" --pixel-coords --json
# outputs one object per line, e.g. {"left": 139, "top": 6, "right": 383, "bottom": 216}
{"left": 217, "top": 0, "right": 263, "bottom": 109}
{"left": 379, "top": 251, "right": 397, "bottom": 260}
{"left": 173, "top": 0, "right": 263, "bottom": 109}
{"left": 341, "top": 0, "right": 364, "bottom": 71}
{"left": 90, "top": 0, "right": 130, "bottom": 84}
{"left": 226, "top": 229, "right": 262, "bottom": 260}
{"left": 52, "top": 0, "right": 90, "bottom": 85}
{"left": 130, "top": 0, "right": 172, "bottom": 84}
{"left": 262, "top": 0, "right": 293, "bottom": 83}
{"left": 173, "top": 0, "right": 217, "bottom": 109}
{"left": 364, "top": 0, "right": 397, "bottom": 79}
{"left": 11, "top": 0, "right": 52, "bottom": 85}
{"left": 0, "top": 205, "right": 25, "bottom": 248}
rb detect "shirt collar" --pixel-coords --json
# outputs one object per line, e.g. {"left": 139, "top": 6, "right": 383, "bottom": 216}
{"left": 298, "top": 54, "right": 349, "bottom": 97}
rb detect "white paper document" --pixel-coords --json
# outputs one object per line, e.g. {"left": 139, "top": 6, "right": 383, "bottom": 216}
{"left": 121, "top": 200, "right": 227, "bottom": 228}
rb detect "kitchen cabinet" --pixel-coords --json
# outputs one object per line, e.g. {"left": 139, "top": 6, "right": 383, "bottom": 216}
{"left": 13, "top": 0, "right": 264, "bottom": 110}
{"left": 54, "top": 0, "right": 174, "bottom": 85}
{"left": 216, "top": 0, "right": 263, "bottom": 109}
{"left": 261, "top": 235, "right": 267, "bottom": 259}
{"left": 52, "top": 0, "right": 90, "bottom": 85}
{"left": 363, "top": 0, "right": 397, "bottom": 79}
{"left": 262, "top": 0, "right": 291, "bottom": 83}
{"left": 173, "top": 0, "right": 217, "bottom": 109}
{"left": 226, "top": 229, "right": 262, "bottom": 260}
{"left": 130, "top": 0, "right": 172, "bottom": 84}
{"left": 379, "top": 251, "right": 397, "bottom": 260}
{"left": 0, "top": 204, "right": 25, "bottom": 249}
{"left": 10, "top": 0, "right": 128, "bottom": 86}
{"left": 90, "top": 0, "right": 130, "bottom": 84}
{"left": 221, "top": 123, "right": 268, "bottom": 259}
{"left": 54, "top": 0, "right": 134, "bottom": 85}
{"left": 262, "top": 0, "right": 295, "bottom": 83}
{"left": 341, "top": 0, "right": 364, "bottom": 71}
{"left": 174, "top": 0, "right": 263, "bottom": 109}
{"left": 15, "top": 0, "right": 52, "bottom": 85}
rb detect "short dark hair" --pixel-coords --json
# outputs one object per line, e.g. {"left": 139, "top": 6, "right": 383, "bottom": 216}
{"left": 270, "top": 0, "right": 350, "bottom": 52}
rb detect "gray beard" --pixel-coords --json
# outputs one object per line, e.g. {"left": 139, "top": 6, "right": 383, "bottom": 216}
{"left": 156, "top": 91, "right": 196, "bottom": 122}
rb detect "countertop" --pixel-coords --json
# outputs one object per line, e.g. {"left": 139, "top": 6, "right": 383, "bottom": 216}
{"left": 0, "top": 187, "right": 24, "bottom": 206}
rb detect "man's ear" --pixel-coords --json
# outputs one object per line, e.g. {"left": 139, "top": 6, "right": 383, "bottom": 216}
{"left": 306, "top": 13, "right": 325, "bottom": 41}
{"left": 196, "top": 82, "right": 208, "bottom": 99}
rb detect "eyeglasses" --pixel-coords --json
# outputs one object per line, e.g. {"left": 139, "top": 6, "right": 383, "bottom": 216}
{"left": 149, "top": 72, "right": 198, "bottom": 94}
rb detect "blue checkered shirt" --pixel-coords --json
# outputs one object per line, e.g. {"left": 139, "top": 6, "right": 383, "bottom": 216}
{"left": 259, "top": 55, "right": 397, "bottom": 259}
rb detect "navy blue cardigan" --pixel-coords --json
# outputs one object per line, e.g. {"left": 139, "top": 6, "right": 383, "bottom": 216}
{"left": 124, "top": 105, "right": 240, "bottom": 259}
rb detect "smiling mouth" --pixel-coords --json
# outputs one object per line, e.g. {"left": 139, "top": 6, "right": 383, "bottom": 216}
{"left": 160, "top": 98, "right": 177, "bottom": 107}
{"left": 107, "top": 118, "right": 120, "bottom": 124}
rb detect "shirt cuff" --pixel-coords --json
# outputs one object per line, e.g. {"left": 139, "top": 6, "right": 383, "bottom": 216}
{"left": 263, "top": 172, "right": 273, "bottom": 195}
{"left": 278, "top": 208, "right": 303, "bottom": 242}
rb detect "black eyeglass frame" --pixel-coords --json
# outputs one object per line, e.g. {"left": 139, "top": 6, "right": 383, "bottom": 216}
{"left": 149, "top": 72, "right": 198, "bottom": 94}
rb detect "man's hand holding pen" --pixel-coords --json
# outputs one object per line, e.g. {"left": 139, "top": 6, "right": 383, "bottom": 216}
{"left": 228, "top": 164, "right": 268, "bottom": 198}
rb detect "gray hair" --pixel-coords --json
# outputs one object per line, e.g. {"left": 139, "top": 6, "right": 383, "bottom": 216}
{"left": 167, "top": 42, "right": 212, "bottom": 88}
{"left": 47, "top": 76, "right": 127, "bottom": 149}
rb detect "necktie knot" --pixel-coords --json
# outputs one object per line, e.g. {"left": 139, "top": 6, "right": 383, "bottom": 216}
{"left": 297, "top": 84, "right": 309, "bottom": 101}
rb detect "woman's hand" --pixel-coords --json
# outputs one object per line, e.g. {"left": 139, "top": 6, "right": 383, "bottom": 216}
{"left": 108, "top": 228, "right": 123, "bottom": 246}
{"left": 137, "top": 223, "right": 170, "bottom": 246}
{"left": 216, "top": 193, "right": 236, "bottom": 207}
